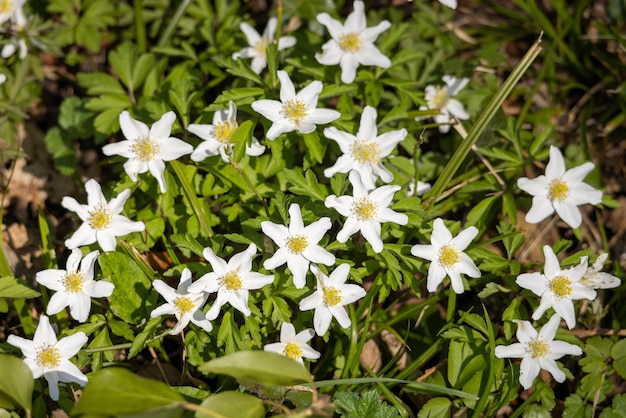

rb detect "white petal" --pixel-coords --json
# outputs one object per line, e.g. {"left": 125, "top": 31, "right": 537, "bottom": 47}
{"left": 525, "top": 196, "right": 554, "bottom": 224}
{"left": 119, "top": 111, "right": 149, "bottom": 141}
{"left": 278, "top": 70, "right": 296, "bottom": 102}
{"left": 545, "top": 146, "right": 566, "bottom": 178}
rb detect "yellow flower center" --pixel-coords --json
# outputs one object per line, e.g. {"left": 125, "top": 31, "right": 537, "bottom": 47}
{"left": 432, "top": 86, "right": 450, "bottom": 110}
{"left": 286, "top": 235, "right": 308, "bottom": 254}
{"left": 254, "top": 37, "right": 270, "bottom": 57}
{"left": 339, "top": 32, "right": 362, "bottom": 53}
{"left": 88, "top": 203, "right": 112, "bottom": 230}
{"left": 284, "top": 342, "right": 303, "bottom": 360}
{"left": 36, "top": 345, "right": 61, "bottom": 369}
{"left": 0, "top": 0, "right": 12, "bottom": 14}
{"left": 353, "top": 198, "right": 378, "bottom": 221}
{"left": 62, "top": 271, "right": 84, "bottom": 293}
{"left": 550, "top": 275, "right": 572, "bottom": 298}
{"left": 213, "top": 121, "right": 237, "bottom": 144}
{"left": 527, "top": 339, "right": 550, "bottom": 359}
{"left": 323, "top": 286, "right": 342, "bottom": 306}
{"left": 548, "top": 179, "right": 569, "bottom": 202}
{"left": 174, "top": 296, "right": 195, "bottom": 314}
{"left": 222, "top": 271, "right": 243, "bottom": 291}
{"left": 281, "top": 99, "right": 308, "bottom": 125}
{"left": 131, "top": 137, "right": 161, "bottom": 162}
{"left": 351, "top": 141, "right": 379, "bottom": 164}
{"left": 438, "top": 245, "right": 460, "bottom": 268}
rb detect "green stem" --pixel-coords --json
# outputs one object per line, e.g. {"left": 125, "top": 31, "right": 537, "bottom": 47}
{"left": 228, "top": 158, "right": 269, "bottom": 217}
{"left": 157, "top": 0, "right": 192, "bottom": 47}
{"left": 275, "top": 0, "right": 283, "bottom": 42}
{"left": 83, "top": 329, "right": 171, "bottom": 353}
{"left": 426, "top": 34, "right": 542, "bottom": 205}
{"left": 170, "top": 160, "right": 213, "bottom": 237}
{"left": 446, "top": 287, "right": 456, "bottom": 322}
{"left": 134, "top": 0, "right": 147, "bottom": 53}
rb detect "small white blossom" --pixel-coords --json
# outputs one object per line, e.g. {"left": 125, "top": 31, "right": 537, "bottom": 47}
{"left": 251, "top": 70, "right": 340, "bottom": 140}
{"left": 188, "top": 243, "right": 274, "bottom": 320}
{"left": 36, "top": 249, "right": 113, "bottom": 323}
{"left": 262, "top": 203, "right": 335, "bottom": 289}
{"left": 150, "top": 268, "right": 212, "bottom": 335}
{"left": 418, "top": 75, "right": 469, "bottom": 133}
{"left": 516, "top": 245, "right": 596, "bottom": 329}
{"left": 188, "top": 100, "right": 265, "bottom": 163}
{"left": 517, "top": 146, "right": 602, "bottom": 229}
{"left": 7, "top": 315, "right": 88, "bottom": 401}
{"left": 410, "top": 218, "right": 481, "bottom": 294}
{"left": 232, "top": 17, "right": 296, "bottom": 74}
{"left": 61, "top": 179, "right": 145, "bottom": 252}
{"left": 316, "top": 0, "right": 391, "bottom": 84}
{"left": 325, "top": 171, "right": 408, "bottom": 253}
{"left": 102, "top": 111, "right": 193, "bottom": 193}
{"left": 0, "top": 0, "right": 27, "bottom": 58}
{"left": 407, "top": 179, "right": 432, "bottom": 197}
{"left": 263, "top": 322, "right": 321, "bottom": 365}
{"left": 323, "top": 106, "right": 407, "bottom": 190}
{"left": 495, "top": 314, "right": 582, "bottom": 390}
{"left": 299, "top": 264, "right": 366, "bottom": 336}
{"left": 580, "top": 253, "right": 621, "bottom": 289}
{"left": 438, "top": 0, "right": 458, "bottom": 8}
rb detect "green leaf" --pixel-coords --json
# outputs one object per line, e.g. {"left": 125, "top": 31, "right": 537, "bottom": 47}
{"left": 129, "top": 317, "right": 161, "bottom": 359}
{"left": 611, "top": 338, "right": 626, "bottom": 379}
{"left": 0, "top": 355, "right": 33, "bottom": 411}
{"left": 303, "top": 131, "right": 326, "bottom": 165}
{"left": 334, "top": 390, "right": 400, "bottom": 418}
{"left": 98, "top": 252, "right": 154, "bottom": 324}
{"left": 108, "top": 42, "right": 137, "bottom": 91}
{"left": 599, "top": 393, "right": 626, "bottom": 418}
{"left": 0, "top": 276, "right": 40, "bottom": 299}
{"left": 198, "top": 350, "right": 313, "bottom": 386}
{"left": 196, "top": 391, "right": 265, "bottom": 418}
{"left": 72, "top": 368, "right": 185, "bottom": 417}
{"left": 417, "top": 397, "right": 451, "bottom": 418}
{"left": 282, "top": 168, "right": 328, "bottom": 202}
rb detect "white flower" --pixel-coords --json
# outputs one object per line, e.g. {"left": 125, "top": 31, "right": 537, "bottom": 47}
{"left": 251, "top": 70, "right": 341, "bottom": 140}
{"left": 516, "top": 245, "right": 596, "bottom": 329}
{"left": 323, "top": 106, "right": 407, "bottom": 190}
{"left": 299, "top": 264, "right": 366, "bottom": 336}
{"left": 325, "top": 171, "right": 408, "bottom": 253}
{"left": 0, "top": 0, "right": 25, "bottom": 26}
{"left": 407, "top": 179, "right": 432, "bottom": 197}
{"left": 36, "top": 249, "right": 113, "bottom": 323}
{"left": 418, "top": 75, "right": 469, "bottom": 134}
{"left": 188, "top": 100, "right": 265, "bottom": 163}
{"left": 495, "top": 314, "right": 582, "bottom": 390}
{"left": 263, "top": 322, "right": 321, "bottom": 365}
{"left": 1, "top": 36, "right": 27, "bottom": 59}
{"left": 410, "top": 218, "right": 480, "bottom": 294}
{"left": 102, "top": 111, "right": 193, "bottom": 193}
{"left": 315, "top": 0, "right": 391, "bottom": 84}
{"left": 261, "top": 203, "right": 335, "bottom": 289}
{"left": 188, "top": 243, "right": 274, "bottom": 320}
{"left": 150, "top": 268, "right": 212, "bottom": 335}
{"left": 438, "top": 0, "right": 458, "bottom": 9}
{"left": 61, "top": 179, "right": 145, "bottom": 252}
{"left": 580, "top": 253, "right": 620, "bottom": 289}
{"left": 517, "top": 146, "right": 602, "bottom": 229}
{"left": 232, "top": 17, "right": 297, "bottom": 74}
{"left": 7, "top": 315, "right": 88, "bottom": 401}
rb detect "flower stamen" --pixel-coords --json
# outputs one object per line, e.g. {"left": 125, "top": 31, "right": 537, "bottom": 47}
{"left": 286, "top": 235, "right": 309, "bottom": 254}
{"left": 339, "top": 33, "right": 362, "bottom": 53}
{"left": 254, "top": 38, "right": 270, "bottom": 57}
{"left": 222, "top": 271, "right": 243, "bottom": 291}
{"left": 432, "top": 86, "right": 449, "bottom": 110}
{"left": 213, "top": 121, "right": 237, "bottom": 144}
{"left": 323, "top": 286, "right": 342, "bottom": 306}
{"left": 548, "top": 179, "right": 569, "bottom": 202}
{"left": 351, "top": 141, "right": 379, "bottom": 164}
{"left": 36, "top": 345, "right": 61, "bottom": 369}
{"left": 88, "top": 203, "right": 112, "bottom": 230}
{"left": 438, "top": 245, "right": 461, "bottom": 268}
{"left": 550, "top": 275, "right": 572, "bottom": 298}
{"left": 281, "top": 99, "right": 309, "bottom": 125}
{"left": 284, "top": 342, "right": 303, "bottom": 360}
{"left": 527, "top": 339, "right": 550, "bottom": 359}
{"left": 353, "top": 198, "right": 378, "bottom": 221}
{"left": 131, "top": 137, "right": 161, "bottom": 162}
{"left": 174, "top": 296, "right": 195, "bottom": 314}
{"left": 62, "top": 271, "right": 84, "bottom": 293}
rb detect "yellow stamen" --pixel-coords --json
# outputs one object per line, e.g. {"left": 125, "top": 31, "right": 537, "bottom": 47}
{"left": 62, "top": 271, "right": 84, "bottom": 293}
{"left": 36, "top": 345, "right": 61, "bottom": 368}
{"left": 351, "top": 141, "right": 379, "bottom": 164}
{"left": 353, "top": 198, "right": 378, "bottom": 221}
{"left": 88, "top": 203, "right": 112, "bottom": 230}
{"left": 0, "top": 0, "right": 12, "bottom": 14}
{"left": 222, "top": 271, "right": 243, "bottom": 291}
{"left": 131, "top": 137, "right": 161, "bottom": 162}
{"left": 213, "top": 121, "right": 237, "bottom": 144}
{"left": 339, "top": 33, "right": 362, "bottom": 53}
{"left": 174, "top": 296, "right": 195, "bottom": 314}
{"left": 281, "top": 99, "right": 308, "bottom": 125}
{"left": 432, "top": 86, "right": 449, "bottom": 110}
{"left": 286, "top": 235, "right": 308, "bottom": 255}
{"left": 550, "top": 275, "right": 572, "bottom": 298}
{"left": 548, "top": 179, "right": 569, "bottom": 202}
{"left": 254, "top": 38, "right": 270, "bottom": 57}
{"left": 284, "top": 342, "right": 303, "bottom": 360}
{"left": 323, "top": 286, "right": 342, "bottom": 306}
{"left": 528, "top": 339, "right": 550, "bottom": 359}
{"left": 438, "top": 245, "right": 460, "bottom": 268}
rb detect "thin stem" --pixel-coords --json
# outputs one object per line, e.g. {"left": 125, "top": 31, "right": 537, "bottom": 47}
{"left": 446, "top": 287, "right": 456, "bottom": 322}
{"left": 157, "top": 0, "right": 192, "bottom": 47}
{"left": 275, "top": 0, "right": 283, "bottom": 42}
{"left": 228, "top": 157, "right": 269, "bottom": 217}
{"left": 83, "top": 329, "right": 171, "bottom": 353}
{"left": 134, "top": 0, "right": 147, "bottom": 52}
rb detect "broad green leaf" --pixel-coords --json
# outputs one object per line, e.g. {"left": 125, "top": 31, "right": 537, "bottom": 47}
{"left": 0, "top": 355, "right": 33, "bottom": 411}
{"left": 417, "top": 397, "right": 451, "bottom": 418}
{"left": 334, "top": 390, "right": 400, "bottom": 418}
{"left": 303, "top": 131, "right": 325, "bottom": 165}
{"left": 282, "top": 168, "right": 328, "bottom": 202}
{"left": 98, "top": 252, "right": 154, "bottom": 324}
{"left": 128, "top": 317, "right": 161, "bottom": 359}
{"left": 611, "top": 338, "right": 626, "bottom": 379}
{"left": 196, "top": 391, "right": 265, "bottom": 418}
{"left": 0, "top": 277, "right": 40, "bottom": 299}
{"left": 72, "top": 368, "right": 185, "bottom": 417}
{"left": 198, "top": 350, "right": 313, "bottom": 386}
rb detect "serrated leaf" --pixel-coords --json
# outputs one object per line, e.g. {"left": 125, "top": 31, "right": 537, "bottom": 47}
{"left": 196, "top": 391, "right": 265, "bottom": 418}
{"left": 283, "top": 168, "right": 328, "bottom": 202}
{"left": 303, "top": 131, "right": 325, "bottom": 165}
{"left": 0, "top": 354, "right": 33, "bottom": 411}
{"left": 72, "top": 368, "right": 185, "bottom": 417}
{"left": 611, "top": 338, "right": 626, "bottom": 379}
{"left": 198, "top": 350, "right": 312, "bottom": 386}
{"left": 334, "top": 390, "right": 399, "bottom": 418}
{"left": 417, "top": 397, "right": 451, "bottom": 418}
{"left": 129, "top": 317, "right": 161, "bottom": 359}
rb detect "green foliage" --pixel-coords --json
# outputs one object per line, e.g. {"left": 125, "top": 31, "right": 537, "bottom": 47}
{"left": 0, "top": 355, "right": 33, "bottom": 412}
{"left": 334, "top": 390, "right": 400, "bottom": 418}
